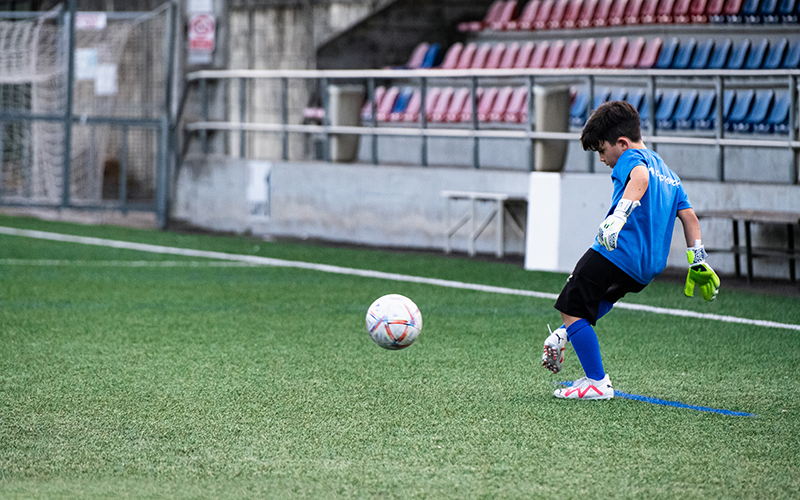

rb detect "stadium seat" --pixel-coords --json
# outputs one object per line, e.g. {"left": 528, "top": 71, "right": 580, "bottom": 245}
{"left": 622, "top": 37, "right": 645, "bottom": 68}
{"left": 404, "top": 43, "right": 429, "bottom": 69}
{"left": 414, "top": 87, "right": 442, "bottom": 122}
{"left": 656, "top": 0, "right": 678, "bottom": 22}
{"left": 455, "top": 42, "right": 478, "bottom": 69}
{"left": 671, "top": 38, "right": 697, "bottom": 69}
{"left": 398, "top": 89, "right": 420, "bottom": 122}
{"left": 673, "top": 0, "right": 694, "bottom": 22}
{"left": 637, "top": 37, "right": 663, "bottom": 68}
{"left": 593, "top": 87, "right": 613, "bottom": 109}
{"left": 781, "top": 39, "right": 800, "bottom": 68}
{"left": 759, "top": 0, "right": 781, "bottom": 21}
{"left": 707, "top": 38, "right": 732, "bottom": 69}
{"left": 589, "top": 37, "right": 612, "bottom": 67}
{"left": 534, "top": 0, "right": 556, "bottom": 28}
{"left": 361, "top": 86, "right": 387, "bottom": 122}
{"left": 529, "top": 41, "right": 550, "bottom": 68}
{"left": 639, "top": 0, "right": 661, "bottom": 22}
{"left": 762, "top": 38, "right": 788, "bottom": 69}
{"left": 570, "top": 90, "right": 590, "bottom": 127}
{"left": 624, "top": 0, "right": 645, "bottom": 23}
{"left": 504, "top": 86, "right": 529, "bottom": 122}
{"left": 656, "top": 89, "right": 682, "bottom": 129}
{"left": 608, "top": 0, "right": 630, "bottom": 25}
{"left": 490, "top": 0, "right": 520, "bottom": 29}
{"left": 476, "top": 87, "right": 501, "bottom": 122}
{"left": 514, "top": 41, "right": 536, "bottom": 68}
{"left": 723, "top": 0, "right": 745, "bottom": 22}
{"left": 605, "top": 37, "right": 628, "bottom": 68}
{"left": 499, "top": 42, "right": 520, "bottom": 69}
{"left": 420, "top": 44, "right": 441, "bottom": 68}
{"left": 736, "top": 89, "right": 774, "bottom": 132}
{"left": 654, "top": 37, "right": 680, "bottom": 69}
{"left": 696, "top": 89, "right": 736, "bottom": 129}
{"left": 744, "top": 38, "right": 769, "bottom": 69}
{"left": 677, "top": 89, "right": 711, "bottom": 129}
{"left": 487, "top": 86, "right": 515, "bottom": 121}
{"left": 559, "top": 39, "right": 581, "bottom": 68}
{"left": 706, "top": 0, "right": 727, "bottom": 20}
{"left": 577, "top": 0, "right": 600, "bottom": 26}
{"left": 458, "top": 0, "right": 506, "bottom": 32}
{"left": 543, "top": 40, "right": 565, "bottom": 68}
{"left": 376, "top": 86, "right": 400, "bottom": 121}
{"left": 671, "top": 90, "right": 699, "bottom": 129}
{"left": 562, "top": 0, "right": 585, "bottom": 27}
{"left": 470, "top": 43, "right": 493, "bottom": 69}
{"left": 689, "top": 38, "right": 715, "bottom": 68}
{"left": 779, "top": 0, "right": 799, "bottom": 22}
{"left": 726, "top": 39, "right": 751, "bottom": 69}
{"left": 446, "top": 88, "right": 473, "bottom": 122}
{"left": 610, "top": 88, "right": 628, "bottom": 101}
{"left": 438, "top": 43, "right": 463, "bottom": 70}
{"left": 389, "top": 87, "right": 415, "bottom": 121}
{"left": 638, "top": 90, "right": 663, "bottom": 129}
{"left": 626, "top": 88, "right": 646, "bottom": 111}
{"left": 690, "top": 0, "right": 710, "bottom": 21}
{"left": 741, "top": 0, "right": 763, "bottom": 22}
{"left": 429, "top": 87, "right": 455, "bottom": 122}
{"left": 507, "top": 0, "right": 541, "bottom": 29}
{"left": 485, "top": 43, "right": 507, "bottom": 69}
{"left": 574, "top": 38, "right": 596, "bottom": 68}
{"left": 593, "top": 0, "right": 615, "bottom": 25}
{"left": 755, "top": 91, "right": 789, "bottom": 133}
{"left": 548, "top": 0, "right": 571, "bottom": 27}
{"left": 726, "top": 89, "right": 755, "bottom": 130}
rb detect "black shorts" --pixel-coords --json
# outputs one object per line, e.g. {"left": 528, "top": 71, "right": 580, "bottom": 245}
{"left": 554, "top": 248, "right": 646, "bottom": 326}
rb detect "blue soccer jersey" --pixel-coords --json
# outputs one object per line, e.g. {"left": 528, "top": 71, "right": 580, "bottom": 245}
{"left": 591, "top": 148, "right": 692, "bottom": 284}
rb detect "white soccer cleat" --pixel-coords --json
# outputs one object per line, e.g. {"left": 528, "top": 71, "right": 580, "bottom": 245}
{"left": 554, "top": 374, "right": 614, "bottom": 400}
{"left": 542, "top": 325, "right": 568, "bottom": 374}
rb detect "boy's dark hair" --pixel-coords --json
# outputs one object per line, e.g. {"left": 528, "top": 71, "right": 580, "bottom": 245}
{"left": 580, "top": 100, "right": 642, "bottom": 152}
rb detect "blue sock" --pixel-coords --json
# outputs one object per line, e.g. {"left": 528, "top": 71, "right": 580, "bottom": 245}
{"left": 566, "top": 319, "right": 605, "bottom": 380}
{"left": 597, "top": 300, "right": 613, "bottom": 321}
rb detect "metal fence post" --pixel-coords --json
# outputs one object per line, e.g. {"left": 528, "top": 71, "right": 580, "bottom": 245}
{"left": 281, "top": 77, "right": 289, "bottom": 161}
{"left": 62, "top": 0, "right": 77, "bottom": 209}
{"left": 471, "top": 76, "right": 479, "bottom": 169}
{"left": 527, "top": 75, "right": 535, "bottom": 172}
{"left": 420, "top": 77, "right": 428, "bottom": 167}
{"left": 587, "top": 75, "right": 594, "bottom": 173}
{"left": 791, "top": 75, "right": 798, "bottom": 185}
{"left": 715, "top": 76, "right": 725, "bottom": 182}
{"left": 368, "top": 77, "right": 378, "bottom": 165}
{"left": 239, "top": 78, "right": 247, "bottom": 158}
{"left": 321, "top": 77, "right": 330, "bottom": 162}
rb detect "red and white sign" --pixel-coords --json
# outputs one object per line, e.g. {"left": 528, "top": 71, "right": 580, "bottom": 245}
{"left": 188, "top": 13, "right": 215, "bottom": 52}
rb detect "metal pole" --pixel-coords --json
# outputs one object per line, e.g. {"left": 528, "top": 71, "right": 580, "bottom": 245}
{"left": 368, "top": 77, "right": 378, "bottom": 165}
{"left": 239, "top": 78, "right": 247, "bottom": 158}
{"left": 647, "top": 75, "right": 657, "bottom": 153}
{"left": 200, "top": 78, "right": 209, "bottom": 154}
{"left": 471, "top": 76, "right": 479, "bottom": 169}
{"left": 790, "top": 75, "right": 798, "bottom": 185}
{"left": 587, "top": 75, "right": 594, "bottom": 173}
{"left": 280, "top": 77, "right": 289, "bottom": 161}
{"left": 419, "top": 77, "right": 428, "bottom": 167}
{"left": 62, "top": 0, "right": 77, "bottom": 208}
{"left": 120, "top": 125, "right": 129, "bottom": 213}
{"left": 321, "top": 77, "right": 330, "bottom": 162}
{"left": 163, "top": 0, "right": 178, "bottom": 224}
{"left": 157, "top": 115, "right": 169, "bottom": 228}
{"left": 715, "top": 76, "right": 725, "bottom": 182}
{"left": 527, "top": 75, "right": 535, "bottom": 172}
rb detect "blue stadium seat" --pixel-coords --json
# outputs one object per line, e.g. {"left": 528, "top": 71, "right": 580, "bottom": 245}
{"left": 726, "top": 39, "right": 751, "bottom": 69}
{"left": 755, "top": 91, "right": 790, "bottom": 134}
{"left": 677, "top": 90, "right": 707, "bottom": 129}
{"left": 671, "top": 38, "right": 696, "bottom": 69}
{"left": 626, "top": 89, "right": 645, "bottom": 111}
{"left": 420, "top": 44, "right": 441, "bottom": 68}
{"left": 610, "top": 88, "right": 628, "bottom": 102}
{"left": 671, "top": 90, "right": 699, "bottom": 129}
{"left": 762, "top": 38, "right": 788, "bottom": 69}
{"left": 639, "top": 90, "right": 663, "bottom": 130}
{"left": 693, "top": 89, "right": 735, "bottom": 129}
{"left": 593, "top": 87, "right": 612, "bottom": 109}
{"left": 744, "top": 38, "right": 769, "bottom": 69}
{"left": 690, "top": 39, "right": 715, "bottom": 69}
{"left": 656, "top": 90, "right": 681, "bottom": 129}
{"left": 390, "top": 87, "right": 415, "bottom": 115}
{"left": 759, "top": 0, "right": 781, "bottom": 21}
{"left": 726, "top": 89, "right": 755, "bottom": 131}
{"left": 742, "top": 0, "right": 764, "bottom": 21}
{"left": 735, "top": 89, "right": 774, "bottom": 132}
{"left": 782, "top": 39, "right": 800, "bottom": 68}
{"left": 707, "top": 39, "right": 732, "bottom": 69}
{"left": 779, "top": 0, "right": 798, "bottom": 21}
{"left": 570, "top": 91, "right": 589, "bottom": 127}
{"left": 655, "top": 38, "right": 680, "bottom": 69}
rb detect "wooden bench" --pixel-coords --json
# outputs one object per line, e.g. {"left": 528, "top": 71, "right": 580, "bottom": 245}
{"left": 441, "top": 190, "right": 527, "bottom": 258}
{"left": 695, "top": 209, "right": 800, "bottom": 283}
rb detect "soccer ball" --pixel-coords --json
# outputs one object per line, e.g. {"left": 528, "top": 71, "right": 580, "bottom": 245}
{"left": 365, "top": 294, "right": 422, "bottom": 350}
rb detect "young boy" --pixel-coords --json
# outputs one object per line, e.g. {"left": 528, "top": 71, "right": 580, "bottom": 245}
{"left": 541, "top": 100, "right": 721, "bottom": 400}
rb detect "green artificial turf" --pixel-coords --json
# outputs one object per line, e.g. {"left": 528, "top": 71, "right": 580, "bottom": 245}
{"left": 0, "top": 214, "right": 798, "bottom": 499}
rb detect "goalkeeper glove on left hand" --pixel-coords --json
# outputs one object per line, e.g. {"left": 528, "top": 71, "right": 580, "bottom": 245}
{"left": 597, "top": 199, "right": 640, "bottom": 251}
{"left": 684, "top": 242, "right": 720, "bottom": 302}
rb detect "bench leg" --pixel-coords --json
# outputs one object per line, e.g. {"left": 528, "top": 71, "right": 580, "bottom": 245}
{"left": 789, "top": 223, "right": 796, "bottom": 283}
{"left": 732, "top": 220, "right": 741, "bottom": 278}
{"left": 745, "top": 220, "right": 753, "bottom": 283}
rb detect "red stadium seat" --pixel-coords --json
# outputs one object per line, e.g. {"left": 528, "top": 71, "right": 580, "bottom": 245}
{"left": 639, "top": 0, "right": 661, "bottom": 22}
{"left": 706, "top": 0, "right": 725, "bottom": 19}
{"left": 455, "top": 42, "right": 478, "bottom": 69}
{"left": 404, "top": 87, "right": 440, "bottom": 122}
{"left": 499, "top": 42, "right": 521, "bottom": 69}
{"left": 559, "top": 39, "right": 581, "bottom": 68}
{"left": 577, "top": 0, "right": 600, "bottom": 26}
{"left": 593, "top": 0, "right": 615, "bottom": 25}
{"left": 507, "top": 0, "right": 542, "bottom": 29}
{"left": 673, "top": 0, "right": 693, "bottom": 21}
{"left": 376, "top": 86, "right": 400, "bottom": 122}
{"left": 534, "top": 0, "right": 556, "bottom": 28}
{"left": 458, "top": 88, "right": 488, "bottom": 122}
{"left": 429, "top": 87, "right": 455, "bottom": 122}
{"left": 605, "top": 37, "right": 628, "bottom": 68}
{"left": 361, "top": 86, "right": 387, "bottom": 122}
{"left": 470, "top": 43, "right": 494, "bottom": 69}
{"left": 562, "top": 0, "right": 584, "bottom": 27}
{"left": 389, "top": 87, "right": 415, "bottom": 122}
{"left": 445, "top": 88, "right": 471, "bottom": 123}
{"left": 438, "top": 43, "right": 463, "bottom": 70}
{"left": 621, "top": 37, "right": 645, "bottom": 67}
{"left": 485, "top": 43, "right": 507, "bottom": 69}
{"left": 400, "top": 90, "right": 421, "bottom": 122}
{"left": 548, "top": 0, "right": 571, "bottom": 27}
{"left": 476, "top": 87, "right": 501, "bottom": 121}
{"left": 543, "top": 40, "right": 565, "bottom": 68}
{"left": 721, "top": 0, "right": 743, "bottom": 22}
{"left": 458, "top": 0, "right": 506, "bottom": 32}
{"left": 574, "top": 38, "right": 596, "bottom": 68}
{"left": 589, "top": 37, "right": 612, "bottom": 67}
{"left": 656, "top": 0, "right": 677, "bottom": 21}
{"left": 404, "top": 43, "right": 429, "bottom": 69}
{"left": 637, "top": 37, "right": 663, "bottom": 68}
{"left": 490, "top": 0, "right": 520, "bottom": 29}
{"left": 504, "top": 86, "right": 529, "bottom": 122}
{"left": 488, "top": 86, "right": 515, "bottom": 121}
{"left": 689, "top": 0, "right": 710, "bottom": 21}
{"left": 624, "top": 0, "right": 646, "bottom": 22}
{"left": 609, "top": 0, "right": 630, "bottom": 24}
{"left": 514, "top": 41, "right": 536, "bottom": 68}
{"left": 529, "top": 41, "right": 550, "bottom": 68}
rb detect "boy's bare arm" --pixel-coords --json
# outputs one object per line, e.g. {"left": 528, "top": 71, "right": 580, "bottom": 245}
{"left": 677, "top": 208, "right": 702, "bottom": 247}
{"left": 622, "top": 164, "right": 649, "bottom": 202}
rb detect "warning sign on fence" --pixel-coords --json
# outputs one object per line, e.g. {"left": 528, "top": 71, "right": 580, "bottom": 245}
{"left": 188, "top": 13, "right": 215, "bottom": 65}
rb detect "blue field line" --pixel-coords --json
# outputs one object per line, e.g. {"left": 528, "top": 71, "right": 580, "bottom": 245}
{"left": 558, "top": 381, "right": 758, "bottom": 417}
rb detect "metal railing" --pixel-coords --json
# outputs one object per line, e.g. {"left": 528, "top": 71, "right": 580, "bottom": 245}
{"left": 184, "top": 67, "right": 800, "bottom": 184}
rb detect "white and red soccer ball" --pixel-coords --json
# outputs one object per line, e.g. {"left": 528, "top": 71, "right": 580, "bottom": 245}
{"left": 365, "top": 294, "right": 422, "bottom": 350}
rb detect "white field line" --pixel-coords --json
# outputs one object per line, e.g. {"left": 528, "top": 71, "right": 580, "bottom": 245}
{"left": 2, "top": 225, "right": 799, "bottom": 332}
{"left": 0, "top": 259, "right": 258, "bottom": 267}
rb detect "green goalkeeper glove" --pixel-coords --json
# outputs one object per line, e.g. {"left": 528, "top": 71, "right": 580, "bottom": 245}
{"left": 684, "top": 242, "right": 720, "bottom": 302}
